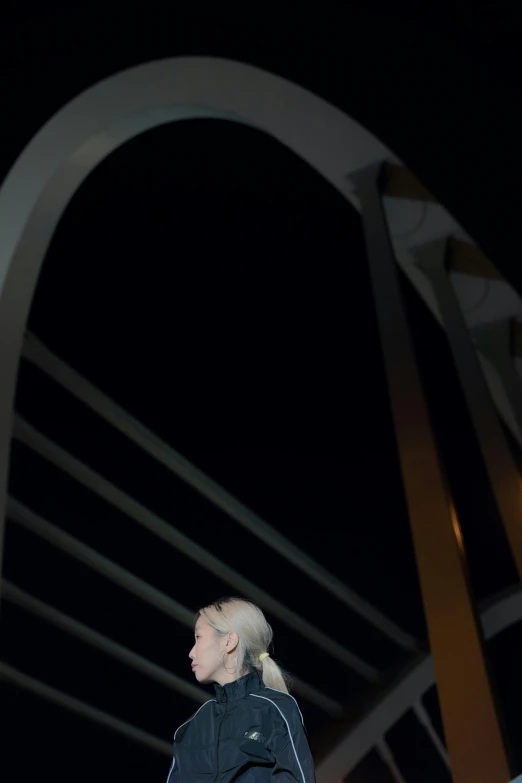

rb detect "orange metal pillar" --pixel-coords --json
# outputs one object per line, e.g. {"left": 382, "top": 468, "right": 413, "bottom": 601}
{"left": 352, "top": 163, "right": 512, "bottom": 783}
{"left": 415, "top": 239, "right": 522, "bottom": 580}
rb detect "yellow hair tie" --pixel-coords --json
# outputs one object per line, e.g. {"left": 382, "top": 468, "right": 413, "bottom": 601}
{"left": 259, "top": 652, "right": 270, "bottom": 662}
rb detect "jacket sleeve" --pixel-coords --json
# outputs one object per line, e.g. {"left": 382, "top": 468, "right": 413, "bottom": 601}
{"left": 268, "top": 700, "right": 316, "bottom": 782}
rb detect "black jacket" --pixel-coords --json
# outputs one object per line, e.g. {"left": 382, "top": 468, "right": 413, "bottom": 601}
{"left": 166, "top": 670, "right": 316, "bottom": 782}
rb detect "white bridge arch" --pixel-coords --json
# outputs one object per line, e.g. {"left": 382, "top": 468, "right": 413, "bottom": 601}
{"left": 1, "top": 56, "right": 519, "bottom": 574}
{"left": 0, "top": 56, "right": 391, "bottom": 572}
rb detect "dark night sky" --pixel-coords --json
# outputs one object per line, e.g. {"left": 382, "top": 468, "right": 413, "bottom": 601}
{"left": 1, "top": 4, "right": 522, "bottom": 782}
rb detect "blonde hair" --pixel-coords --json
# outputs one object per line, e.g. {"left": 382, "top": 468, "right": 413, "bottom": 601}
{"left": 198, "top": 596, "right": 291, "bottom": 693}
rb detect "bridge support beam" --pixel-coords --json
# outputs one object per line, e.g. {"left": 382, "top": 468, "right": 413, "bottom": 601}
{"left": 351, "top": 163, "right": 512, "bottom": 783}
{"left": 415, "top": 240, "right": 522, "bottom": 580}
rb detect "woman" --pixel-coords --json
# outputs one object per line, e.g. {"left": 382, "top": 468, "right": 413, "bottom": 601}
{"left": 167, "top": 596, "right": 316, "bottom": 782}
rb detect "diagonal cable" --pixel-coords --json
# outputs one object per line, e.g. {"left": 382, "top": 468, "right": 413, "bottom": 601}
{"left": 0, "top": 662, "right": 171, "bottom": 756}
{"left": 22, "top": 332, "right": 418, "bottom": 651}
{"left": 6, "top": 496, "right": 345, "bottom": 716}
{"left": 1, "top": 579, "right": 209, "bottom": 704}
{"left": 14, "top": 415, "right": 380, "bottom": 680}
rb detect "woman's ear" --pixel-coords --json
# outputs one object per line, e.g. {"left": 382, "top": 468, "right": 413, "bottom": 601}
{"left": 226, "top": 631, "right": 239, "bottom": 652}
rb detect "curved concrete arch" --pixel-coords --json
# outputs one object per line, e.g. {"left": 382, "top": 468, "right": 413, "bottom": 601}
{"left": 0, "top": 56, "right": 401, "bottom": 574}
{"left": 0, "top": 54, "right": 518, "bottom": 579}
{"left": 316, "top": 584, "right": 522, "bottom": 782}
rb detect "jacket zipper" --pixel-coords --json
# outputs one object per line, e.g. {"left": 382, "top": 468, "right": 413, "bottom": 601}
{"left": 214, "top": 691, "right": 228, "bottom": 782}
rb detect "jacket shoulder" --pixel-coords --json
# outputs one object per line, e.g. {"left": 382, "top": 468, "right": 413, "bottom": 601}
{"left": 249, "top": 686, "right": 305, "bottom": 728}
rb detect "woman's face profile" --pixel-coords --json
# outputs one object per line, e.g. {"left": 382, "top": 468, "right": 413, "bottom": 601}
{"left": 189, "top": 615, "right": 225, "bottom": 685}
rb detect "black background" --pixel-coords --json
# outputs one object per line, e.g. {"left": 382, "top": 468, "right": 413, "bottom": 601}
{"left": 1, "top": 3, "right": 521, "bottom": 781}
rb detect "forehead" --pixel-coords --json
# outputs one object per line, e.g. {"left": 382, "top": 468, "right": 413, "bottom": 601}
{"left": 195, "top": 614, "right": 211, "bottom": 632}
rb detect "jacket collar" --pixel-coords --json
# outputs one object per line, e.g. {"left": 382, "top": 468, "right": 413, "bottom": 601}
{"left": 213, "top": 670, "right": 262, "bottom": 703}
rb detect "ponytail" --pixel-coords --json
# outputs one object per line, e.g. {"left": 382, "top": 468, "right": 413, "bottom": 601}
{"left": 257, "top": 652, "right": 291, "bottom": 693}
